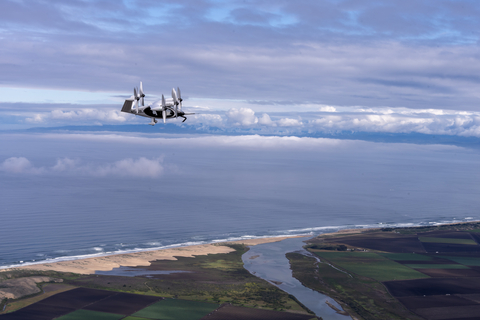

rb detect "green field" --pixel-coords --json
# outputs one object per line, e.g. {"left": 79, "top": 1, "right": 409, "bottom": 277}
{"left": 56, "top": 310, "right": 123, "bottom": 320}
{"left": 315, "top": 252, "right": 429, "bottom": 282}
{"left": 122, "top": 317, "right": 150, "bottom": 320}
{"left": 418, "top": 237, "right": 478, "bottom": 245}
{"left": 440, "top": 256, "right": 480, "bottom": 266}
{"left": 379, "top": 253, "right": 433, "bottom": 261}
{"left": 132, "top": 299, "right": 219, "bottom": 320}
{"left": 404, "top": 264, "right": 469, "bottom": 269}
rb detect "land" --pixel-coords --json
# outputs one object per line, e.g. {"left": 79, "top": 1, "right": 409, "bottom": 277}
{"left": 288, "top": 221, "right": 480, "bottom": 320}
{"left": 0, "top": 237, "right": 318, "bottom": 320}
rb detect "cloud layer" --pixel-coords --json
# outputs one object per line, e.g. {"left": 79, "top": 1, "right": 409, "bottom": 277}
{"left": 1, "top": 0, "right": 480, "bottom": 111}
{"left": 0, "top": 157, "right": 164, "bottom": 178}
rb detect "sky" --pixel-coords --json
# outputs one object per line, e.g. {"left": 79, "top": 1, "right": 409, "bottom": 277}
{"left": 1, "top": 0, "right": 480, "bottom": 137}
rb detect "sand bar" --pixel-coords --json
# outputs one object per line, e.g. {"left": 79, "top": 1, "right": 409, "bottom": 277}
{"left": 1, "top": 236, "right": 307, "bottom": 275}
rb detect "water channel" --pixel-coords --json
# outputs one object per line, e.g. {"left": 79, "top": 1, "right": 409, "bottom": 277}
{"left": 242, "top": 237, "right": 349, "bottom": 320}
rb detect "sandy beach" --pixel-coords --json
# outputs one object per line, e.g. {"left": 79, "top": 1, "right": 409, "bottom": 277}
{"left": 1, "top": 236, "right": 308, "bottom": 275}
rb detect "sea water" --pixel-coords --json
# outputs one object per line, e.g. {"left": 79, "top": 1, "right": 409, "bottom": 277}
{"left": 1, "top": 133, "right": 480, "bottom": 268}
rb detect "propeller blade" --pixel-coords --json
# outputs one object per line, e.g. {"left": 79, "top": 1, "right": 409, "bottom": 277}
{"left": 139, "top": 82, "right": 144, "bottom": 106}
{"left": 172, "top": 88, "right": 177, "bottom": 103}
{"left": 177, "top": 87, "right": 182, "bottom": 110}
{"left": 171, "top": 89, "right": 178, "bottom": 118}
{"left": 162, "top": 109, "right": 166, "bottom": 123}
{"left": 133, "top": 88, "right": 139, "bottom": 113}
{"left": 161, "top": 94, "right": 166, "bottom": 108}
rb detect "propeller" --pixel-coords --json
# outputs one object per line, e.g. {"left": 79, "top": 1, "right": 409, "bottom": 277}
{"left": 177, "top": 87, "right": 183, "bottom": 111}
{"left": 172, "top": 88, "right": 178, "bottom": 118}
{"left": 161, "top": 94, "right": 167, "bottom": 123}
{"left": 133, "top": 87, "right": 139, "bottom": 114}
{"left": 139, "top": 82, "right": 145, "bottom": 106}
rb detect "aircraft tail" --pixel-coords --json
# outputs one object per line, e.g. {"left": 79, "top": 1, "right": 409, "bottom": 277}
{"left": 121, "top": 99, "right": 134, "bottom": 113}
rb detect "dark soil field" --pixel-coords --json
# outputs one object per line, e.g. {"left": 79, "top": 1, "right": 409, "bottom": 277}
{"left": 83, "top": 292, "right": 161, "bottom": 314}
{"left": 323, "top": 233, "right": 427, "bottom": 253}
{"left": 421, "top": 242, "right": 480, "bottom": 253}
{"left": 397, "top": 295, "right": 477, "bottom": 309}
{"left": 0, "top": 304, "right": 74, "bottom": 320}
{"left": 37, "top": 288, "right": 116, "bottom": 309}
{"left": 202, "top": 304, "right": 317, "bottom": 320}
{"left": 416, "top": 268, "right": 480, "bottom": 277}
{"left": 416, "top": 231, "right": 475, "bottom": 239}
{"left": 413, "top": 305, "right": 480, "bottom": 320}
{"left": 384, "top": 274, "right": 480, "bottom": 297}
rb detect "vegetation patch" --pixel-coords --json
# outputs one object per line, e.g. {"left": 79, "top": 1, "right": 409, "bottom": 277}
{"left": 404, "top": 264, "right": 469, "bottom": 269}
{"left": 132, "top": 299, "right": 219, "bottom": 320}
{"left": 440, "top": 256, "right": 480, "bottom": 266}
{"left": 418, "top": 237, "right": 478, "bottom": 245}
{"left": 315, "top": 252, "right": 429, "bottom": 282}
{"left": 56, "top": 309, "right": 123, "bottom": 320}
{"left": 379, "top": 253, "right": 433, "bottom": 261}
{"left": 304, "top": 244, "right": 347, "bottom": 251}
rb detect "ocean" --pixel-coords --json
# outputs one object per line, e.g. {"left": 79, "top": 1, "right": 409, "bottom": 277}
{"left": 1, "top": 132, "right": 480, "bottom": 268}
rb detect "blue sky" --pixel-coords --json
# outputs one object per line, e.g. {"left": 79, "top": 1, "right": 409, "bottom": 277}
{"left": 1, "top": 0, "right": 480, "bottom": 135}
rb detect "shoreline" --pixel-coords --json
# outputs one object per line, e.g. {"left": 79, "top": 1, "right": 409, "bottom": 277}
{"left": 0, "top": 235, "right": 309, "bottom": 275}
{"left": 2, "top": 219, "right": 478, "bottom": 275}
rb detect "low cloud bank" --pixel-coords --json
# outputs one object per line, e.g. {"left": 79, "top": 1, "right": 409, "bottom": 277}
{"left": 26, "top": 109, "right": 128, "bottom": 124}
{"left": 16, "top": 105, "right": 480, "bottom": 138}
{"left": 0, "top": 157, "right": 164, "bottom": 178}
{"left": 186, "top": 107, "right": 480, "bottom": 138}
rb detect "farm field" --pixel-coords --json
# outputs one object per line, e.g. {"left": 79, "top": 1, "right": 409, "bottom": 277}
{"left": 314, "top": 252, "right": 429, "bottom": 282}
{"left": 295, "top": 222, "right": 480, "bottom": 320}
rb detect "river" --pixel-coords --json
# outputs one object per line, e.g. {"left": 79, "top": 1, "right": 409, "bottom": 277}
{"left": 242, "top": 237, "right": 349, "bottom": 320}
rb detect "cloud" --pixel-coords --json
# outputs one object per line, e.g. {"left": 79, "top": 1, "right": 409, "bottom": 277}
{"left": 319, "top": 106, "right": 337, "bottom": 112}
{"left": 277, "top": 118, "right": 303, "bottom": 127}
{"left": 94, "top": 157, "right": 164, "bottom": 178}
{"left": 26, "top": 109, "right": 128, "bottom": 124}
{"left": 0, "top": 157, "right": 43, "bottom": 174}
{"left": 1, "top": 157, "right": 164, "bottom": 178}
{"left": 258, "top": 113, "right": 276, "bottom": 126}
{"left": 226, "top": 108, "right": 258, "bottom": 126}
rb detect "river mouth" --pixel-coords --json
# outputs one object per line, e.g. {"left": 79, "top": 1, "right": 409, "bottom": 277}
{"left": 242, "top": 237, "right": 349, "bottom": 320}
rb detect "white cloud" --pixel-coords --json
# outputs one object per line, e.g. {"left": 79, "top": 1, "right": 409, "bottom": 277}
{"left": 26, "top": 109, "right": 128, "bottom": 124}
{"left": 226, "top": 108, "right": 258, "bottom": 126}
{"left": 258, "top": 113, "right": 276, "bottom": 126}
{"left": 278, "top": 118, "right": 303, "bottom": 127}
{"left": 95, "top": 157, "right": 164, "bottom": 178}
{"left": 319, "top": 106, "right": 336, "bottom": 112}
{"left": 0, "top": 157, "right": 43, "bottom": 174}
{"left": 1, "top": 157, "right": 164, "bottom": 178}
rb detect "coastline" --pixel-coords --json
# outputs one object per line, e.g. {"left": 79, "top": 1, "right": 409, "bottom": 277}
{"left": 0, "top": 236, "right": 308, "bottom": 275}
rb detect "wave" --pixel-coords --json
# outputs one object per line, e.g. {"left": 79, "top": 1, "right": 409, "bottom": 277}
{"left": 1, "top": 216, "right": 478, "bottom": 270}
